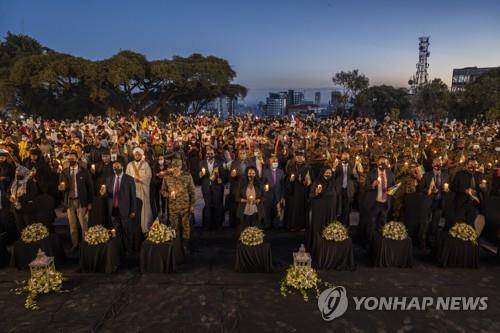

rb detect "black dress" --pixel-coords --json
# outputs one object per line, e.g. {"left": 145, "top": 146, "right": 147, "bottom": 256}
{"left": 308, "top": 176, "right": 336, "bottom": 257}
{"left": 284, "top": 163, "right": 312, "bottom": 230}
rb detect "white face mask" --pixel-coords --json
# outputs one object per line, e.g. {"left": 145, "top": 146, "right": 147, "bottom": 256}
{"left": 271, "top": 162, "right": 279, "bottom": 169}
{"left": 111, "top": 153, "right": 117, "bottom": 161}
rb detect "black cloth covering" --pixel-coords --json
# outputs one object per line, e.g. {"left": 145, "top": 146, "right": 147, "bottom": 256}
{"left": 0, "top": 232, "right": 9, "bottom": 267}
{"left": 88, "top": 195, "right": 111, "bottom": 228}
{"left": 372, "top": 233, "right": 413, "bottom": 268}
{"left": 79, "top": 236, "right": 121, "bottom": 273}
{"left": 481, "top": 196, "right": 500, "bottom": 244}
{"left": 235, "top": 242, "right": 273, "bottom": 273}
{"left": 436, "top": 234, "right": 480, "bottom": 268}
{"left": 140, "top": 240, "right": 176, "bottom": 273}
{"left": 11, "top": 234, "right": 64, "bottom": 270}
{"left": 315, "top": 236, "right": 356, "bottom": 271}
{"left": 402, "top": 192, "right": 426, "bottom": 240}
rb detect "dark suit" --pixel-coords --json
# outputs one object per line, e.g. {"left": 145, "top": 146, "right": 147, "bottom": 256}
{"left": 199, "top": 159, "right": 225, "bottom": 229}
{"left": 418, "top": 170, "right": 451, "bottom": 246}
{"left": 262, "top": 167, "right": 285, "bottom": 228}
{"left": 364, "top": 168, "right": 396, "bottom": 242}
{"left": 451, "top": 170, "right": 485, "bottom": 225}
{"left": 105, "top": 173, "right": 137, "bottom": 252}
{"left": 335, "top": 161, "right": 358, "bottom": 226}
{"left": 227, "top": 159, "right": 256, "bottom": 227}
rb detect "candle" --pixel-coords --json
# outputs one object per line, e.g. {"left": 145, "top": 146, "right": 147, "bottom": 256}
{"left": 91, "top": 164, "right": 96, "bottom": 172}
{"left": 481, "top": 179, "right": 487, "bottom": 185}
{"left": 443, "top": 183, "right": 449, "bottom": 192}
{"left": 60, "top": 181, "right": 65, "bottom": 187}
{"left": 404, "top": 161, "right": 409, "bottom": 167}
{"left": 291, "top": 173, "right": 295, "bottom": 180}
{"left": 377, "top": 176, "right": 382, "bottom": 183}
{"left": 264, "top": 184, "right": 269, "bottom": 192}
{"left": 201, "top": 167, "right": 206, "bottom": 175}
{"left": 249, "top": 195, "right": 254, "bottom": 203}
{"left": 171, "top": 190, "right": 176, "bottom": 199}
{"left": 355, "top": 155, "right": 360, "bottom": 161}
{"left": 231, "top": 169, "right": 236, "bottom": 176}
{"left": 111, "top": 228, "right": 116, "bottom": 237}
{"left": 100, "top": 184, "right": 106, "bottom": 192}
{"left": 317, "top": 184, "right": 322, "bottom": 191}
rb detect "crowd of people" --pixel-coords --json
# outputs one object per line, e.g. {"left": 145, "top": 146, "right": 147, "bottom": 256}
{"left": 0, "top": 114, "right": 499, "bottom": 257}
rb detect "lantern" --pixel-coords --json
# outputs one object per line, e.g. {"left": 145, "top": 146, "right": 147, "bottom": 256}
{"left": 29, "top": 248, "right": 55, "bottom": 283}
{"left": 293, "top": 244, "right": 311, "bottom": 267}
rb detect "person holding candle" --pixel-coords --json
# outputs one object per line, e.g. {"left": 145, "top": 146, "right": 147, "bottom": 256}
{"left": 418, "top": 157, "right": 451, "bottom": 250}
{"left": 58, "top": 150, "right": 94, "bottom": 252}
{"left": 284, "top": 149, "right": 312, "bottom": 231}
{"left": 227, "top": 147, "right": 255, "bottom": 228}
{"left": 161, "top": 159, "right": 196, "bottom": 254}
{"left": 199, "top": 148, "right": 225, "bottom": 230}
{"left": 364, "top": 156, "right": 396, "bottom": 244}
{"left": 334, "top": 152, "right": 358, "bottom": 227}
{"left": 10, "top": 165, "right": 38, "bottom": 233}
{"left": 262, "top": 155, "right": 285, "bottom": 229}
{"left": 308, "top": 167, "right": 336, "bottom": 257}
{"left": 102, "top": 160, "right": 137, "bottom": 254}
{"left": 235, "top": 166, "right": 264, "bottom": 233}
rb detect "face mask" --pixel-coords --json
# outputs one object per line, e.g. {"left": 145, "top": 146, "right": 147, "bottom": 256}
{"left": 248, "top": 176, "right": 255, "bottom": 182}
{"left": 158, "top": 159, "right": 164, "bottom": 165}
{"left": 69, "top": 160, "right": 77, "bottom": 166}
{"left": 113, "top": 168, "right": 123, "bottom": 175}
{"left": 378, "top": 164, "right": 386, "bottom": 170}
{"left": 433, "top": 165, "right": 441, "bottom": 170}
{"left": 413, "top": 144, "right": 419, "bottom": 149}
{"left": 324, "top": 175, "right": 331, "bottom": 180}
{"left": 342, "top": 159, "right": 348, "bottom": 164}
{"left": 111, "top": 154, "right": 117, "bottom": 161}
{"left": 271, "top": 162, "right": 278, "bottom": 169}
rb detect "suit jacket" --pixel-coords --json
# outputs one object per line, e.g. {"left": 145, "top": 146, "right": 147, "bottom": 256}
{"left": 364, "top": 168, "right": 396, "bottom": 209}
{"left": 334, "top": 162, "right": 358, "bottom": 198}
{"left": 105, "top": 173, "right": 137, "bottom": 218}
{"left": 451, "top": 170, "right": 485, "bottom": 207}
{"left": 262, "top": 167, "right": 285, "bottom": 202}
{"left": 228, "top": 159, "right": 256, "bottom": 195}
{"left": 418, "top": 170, "right": 451, "bottom": 200}
{"left": 199, "top": 159, "right": 225, "bottom": 195}
{"left": 60, "top": 166, "right": 94, "bottom": 207}
{"left": 235, "top": 181, "right": 265, "bottom": 221}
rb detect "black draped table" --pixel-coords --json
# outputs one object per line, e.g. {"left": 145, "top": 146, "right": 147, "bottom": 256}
{"left": 235, "top": 242, "right": 273, "bottom": 273}
{"left": 315, "top": 236, "right": 356, "bottom": 271}
{"left": 79, "top": 237, "right": 121, "bottom": 273}
{"left": 436, "top": 234, "right": 479, "bottom": 268}
{"left": 0, "top": 232, "right": 9, "bottom": 267}
{"left": 11, "top": 234, "right": 64, "bottom": 270}
{"left": 372, "top": 233, "right": 413, "bottom": 268}
{"left": 140, "top": 240, "right": 176, "bottom": 273}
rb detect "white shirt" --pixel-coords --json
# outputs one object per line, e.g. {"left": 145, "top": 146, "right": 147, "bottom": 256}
{"left": 376, "top": 169, "right": 387, "bottom": 203}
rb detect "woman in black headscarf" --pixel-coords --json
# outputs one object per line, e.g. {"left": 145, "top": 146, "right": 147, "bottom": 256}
{"left": 307, "top": 166, "right": 336, "bottom": 257}
{"left": 236, "top": 166, "right": 265, "bottom": 233}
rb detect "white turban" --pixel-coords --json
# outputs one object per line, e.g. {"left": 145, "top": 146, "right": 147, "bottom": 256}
{"left": 133, "top": 147, "right": 144, "bottom": 155}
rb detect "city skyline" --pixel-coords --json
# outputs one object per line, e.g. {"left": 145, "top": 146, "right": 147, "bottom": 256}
{"left": 1, "top": 0, "right": 499, "bottom": 103}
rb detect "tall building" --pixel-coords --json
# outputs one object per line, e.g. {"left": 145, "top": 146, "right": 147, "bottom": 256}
{"left": 315, "top": 92, "right": 321, "bottom": 106}
{"left": 287, "top": 90, "right": 304, "bottom": 106}
{"left": 451, "top": 67, "right": 496, "bottom": 92}
{"left": 265, "top": 92, "right": 287, "bottom": 116}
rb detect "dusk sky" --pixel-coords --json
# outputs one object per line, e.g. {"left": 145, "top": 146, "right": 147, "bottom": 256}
{"left": 1, "top": 0, "right": 499, "bottom": 103}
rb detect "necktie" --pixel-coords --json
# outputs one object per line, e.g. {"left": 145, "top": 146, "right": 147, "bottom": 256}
{"left": 71, "top": 168, "right": 77, "bottom": 198}
{"left": 272, "top": 170, "right": 276, "bottom": 185}
{"left": 381, "top": 171, "right": 387, "bottom": 201}
{"left": 435, "top": 172, "right": 441, "bottom": 199}
{"left": 113, "top": 176, "right": 120, "bottom": 208}
{"left": 470, "top": 173, "right": 476, "bottom": 190}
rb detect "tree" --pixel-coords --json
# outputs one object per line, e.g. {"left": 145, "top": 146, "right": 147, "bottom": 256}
{"left": 0, "top": 33, "right": 246, "bottom": 119}
{"left": 356, "top": 85, "right": 411, "bottom": 120}
{"left": 453, "top": 67, "right": 500, "bottom": 120}
{"left": 414, "top": 78, "right": 451, "bottom": 120}
{"left": 332, "top": 69, "right": 369, "bottom": 117}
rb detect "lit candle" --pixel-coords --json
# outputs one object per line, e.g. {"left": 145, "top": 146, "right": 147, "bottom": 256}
{"left": 111, "top": 228, "right": 116, "bottom": 237}
{"left": 249, "top": 195, "right": 254, "bottom": 203}
{"left": 231, "top": 169, "right": 236, "bottom": 176}
{"left": 171, "top": 190, "right": 176, "bottom": 199}
{"left": 91, "top": 164, "right": 96, "bottom": 172}
{"left": 264, "top": 184, "right": 269, "bottom": 192}
{"left": 291, "top": 173, "right": 295, "bottom": 181}
{"left": 377, "top": 176, "right": 382, "bottom": 183}
{"left": 443, "top": 183, "right": 449, "bottom": 192}
{"left": 404, "top": 161, "right": 409, "bottom": 167}
{"left": 100, "top": 184, "right": 106, "bottom": 192}
{"left": 60, "top": 181, "right": 65, "bottom": 187}
{"left": 201, "top": 167, "right": 206, "bottom": 175}
{"left": 481, "top": 179, "right": 487, "bottom": 186}
{"left": 317, "top": 184, "right": 322, "bottom": 191}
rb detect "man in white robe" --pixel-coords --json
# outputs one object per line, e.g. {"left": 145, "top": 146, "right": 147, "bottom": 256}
{"left": 126, "top": 147, "right": 153, "bottom": 233}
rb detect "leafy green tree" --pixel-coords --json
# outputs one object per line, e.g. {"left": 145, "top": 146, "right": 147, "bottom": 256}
{"left": 332, "top": 69, "right": 369, "bottom": 117}
{"left": 356, "top": 85, "right": 411, "bottom": 120}
{"left": 414, "top": 78, "right": 450, "bottom": 120}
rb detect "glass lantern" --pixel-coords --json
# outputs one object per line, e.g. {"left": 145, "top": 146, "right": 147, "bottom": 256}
{"left": 293, "top": 243, "right": 311, "bottom": 267}
{"left": 29, "top": 248, "right": 55, "bottom": 281}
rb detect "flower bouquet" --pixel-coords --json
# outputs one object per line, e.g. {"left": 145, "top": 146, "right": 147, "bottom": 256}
{"left": 382, "top": 221, "right": 408, "bottom": 240}
{"left": 21, "top": 223, "right": 49, "bottom": 243}
{"left": 239, "top": 226, "right": 264, "bottom": 246}
{"left": 322, "top": 222, "right": 349, "bottom": 242}
{"left": 280, "top": 265, "right": 332, "bottom": 302}
{"left": 449, "top": 222, "right": 477, "bottom": 245}
{"left": 84, "top": 225, "right": 110, "bottom": 245}
{"left": 147, "top": 220, "right": 176, "bottom": 244}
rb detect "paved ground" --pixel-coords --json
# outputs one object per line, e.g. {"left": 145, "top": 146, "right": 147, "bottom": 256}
{"left": 1, "top": 228, "right": 499, "bottom": 333}
{"left": 1, "top": 187, "right": 499, "bottom": 332}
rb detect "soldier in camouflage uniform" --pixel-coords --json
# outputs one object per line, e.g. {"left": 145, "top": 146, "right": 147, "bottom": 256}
{"left": 393, "top": 160, "right": 420, "bottom": 219}
{"left": 161, "top": 159, "right": 196, "bottom": 249}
